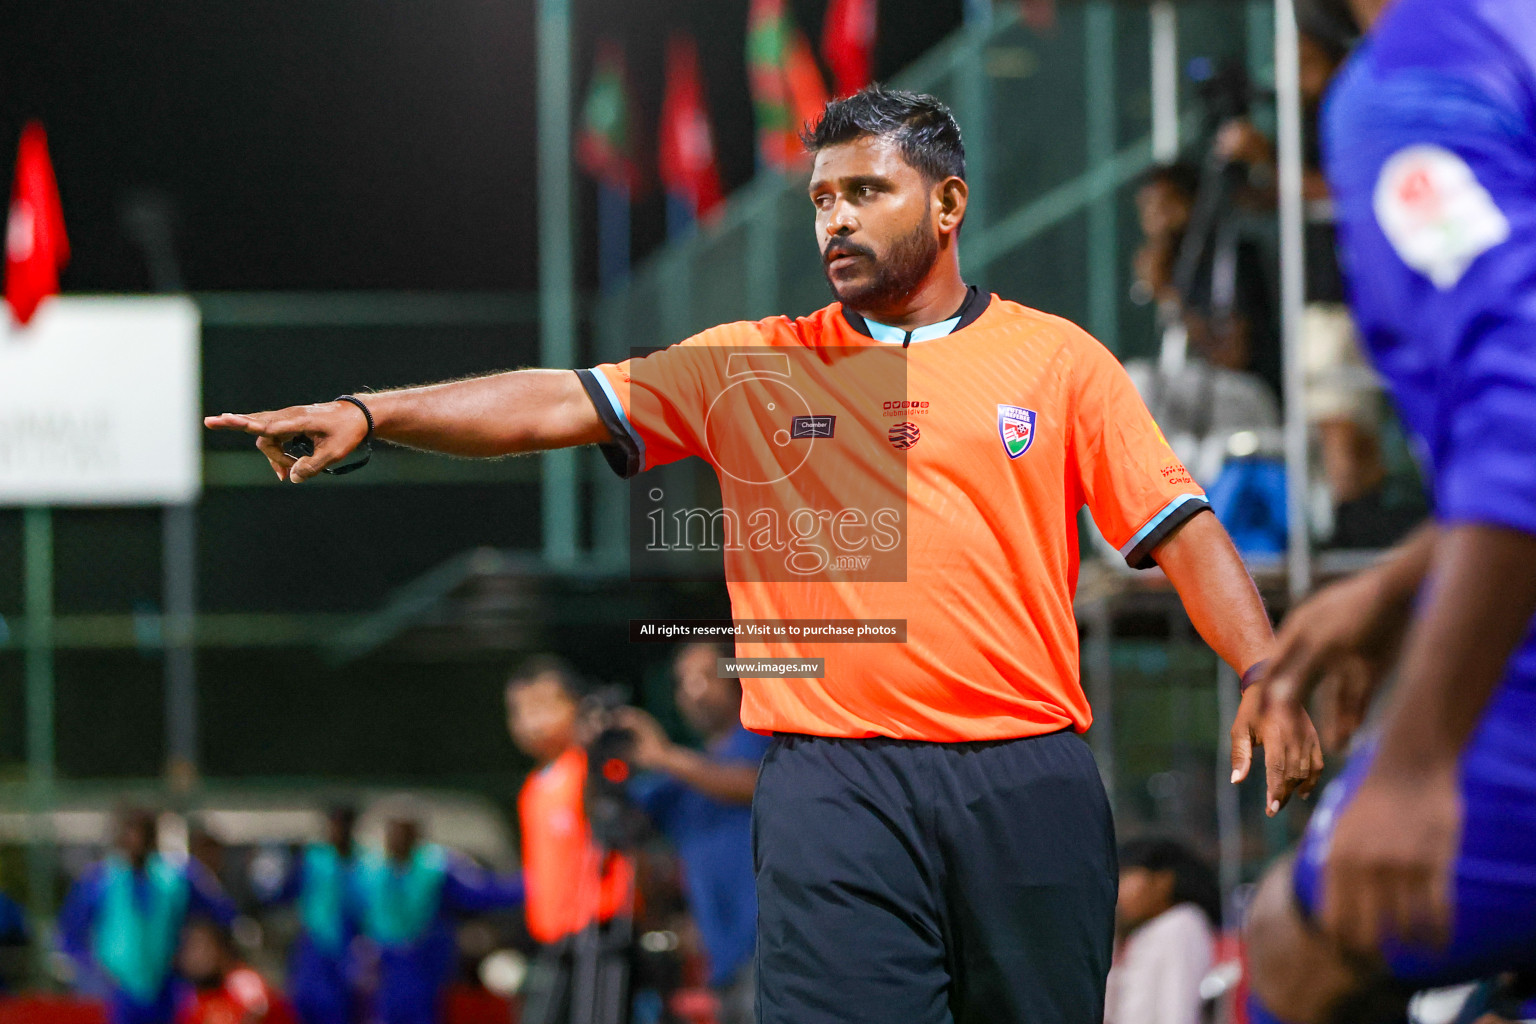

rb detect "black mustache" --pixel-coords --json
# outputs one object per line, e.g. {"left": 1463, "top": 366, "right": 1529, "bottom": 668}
{"left": 824, "top": 240, "right": 875, "bottom": 264}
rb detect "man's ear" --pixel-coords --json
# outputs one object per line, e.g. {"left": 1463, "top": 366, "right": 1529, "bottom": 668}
{"left": 935, "top": 176, "right": 968, "bottom": 236}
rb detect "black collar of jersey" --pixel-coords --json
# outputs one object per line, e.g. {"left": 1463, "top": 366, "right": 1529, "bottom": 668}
{"left": 839, "top": 285, "right": 990, "bottom": 347}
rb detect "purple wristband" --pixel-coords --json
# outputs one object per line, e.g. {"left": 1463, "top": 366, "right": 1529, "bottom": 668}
{"left": 1240, "top": 659, "right": 1269, "bottom": 693}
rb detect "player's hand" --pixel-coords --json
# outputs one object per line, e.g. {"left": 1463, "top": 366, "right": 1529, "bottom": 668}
{"left": 204, "top": 402, "right": 370, "bottom": 483}
{"left": 612, "top": 707, "right": 673, "bottom": 771}
{"left": 1230, "top": 681, "right": 1324, "bottom": 815}
{"left": 1321, "top": 761, "right": 1460, "bottom": 953}
{"left": 1266, "top": 570, "right": 1403, "bottom": 749}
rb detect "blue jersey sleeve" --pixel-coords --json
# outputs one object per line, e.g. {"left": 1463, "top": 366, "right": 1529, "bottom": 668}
{"left": 185, "top": 862, "right": 239, "bottom": 926}
{"left": 438, "top": 856, "right": 524, "bottom": 914}
{"left": 1326, "top": 58, "right": 1536, "bottom": 534}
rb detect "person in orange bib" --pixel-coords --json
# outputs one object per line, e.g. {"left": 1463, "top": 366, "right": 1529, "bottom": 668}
{"left": 209, "top": 86, "right": 1323, "bottom": 1024}
{"left": 505, "top": 657, "right": 635, "bottom": 1024}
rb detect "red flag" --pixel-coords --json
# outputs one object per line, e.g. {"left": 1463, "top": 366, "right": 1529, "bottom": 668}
{"left": 747, "top": 0, "right": 829, "bottom": 170}
{"left": 5, "top": 121, "right": 69, "bottom": 326}
{"left": 822, "top": 0, "right": 877, "bottom": 98}
{"left": 658, "top": 34, "right": 725, "bottom": 221}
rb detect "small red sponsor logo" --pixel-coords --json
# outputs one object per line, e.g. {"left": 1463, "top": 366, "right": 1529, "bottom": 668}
{"left": 882, "top": 400, "right": 931, "bottom": 417}
{"left": 1161, "top": 464, "right": 1194, "bottom": 487}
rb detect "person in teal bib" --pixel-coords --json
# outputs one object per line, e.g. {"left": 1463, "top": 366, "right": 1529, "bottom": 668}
{"left": 58, "top": 808, "right": 237, "bottom": 1024}
{"left": 262, "top": 806, "right": 361, "bottom": 1024}
{"left": 353, "top": 816, "right": 523, "bottom": 1024}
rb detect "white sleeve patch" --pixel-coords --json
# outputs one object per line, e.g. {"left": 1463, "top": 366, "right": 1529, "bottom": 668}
{"left": 1373, "top": 144, "right": 1510, "bottom": 290}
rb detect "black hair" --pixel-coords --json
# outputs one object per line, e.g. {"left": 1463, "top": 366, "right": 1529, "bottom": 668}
{"left": 116, "top": 805, "right": 158, "bottom": 840}
{"left": 1119, "top": 836, "right": 1223, "bottom": 927}
{"left": 506, "top": 653, "right": 587, "bottom": 704}
{"left": 1295, "top": 0, "right": 1361, "bottom": 59}
{"left": 1137, "top": 161, "right": 1202, "bottom": 200}
{"left": 801, "top": 85, "right": 966, "bottom": 183}
{"left": 326, "top": 804, "right": 358, "bottom": 827}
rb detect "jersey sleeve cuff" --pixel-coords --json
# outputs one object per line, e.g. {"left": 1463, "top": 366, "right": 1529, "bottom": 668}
{"left": 1120, "top": 494, "right": 1212, "bottom": 569}
{"left": 575, "top": 368, "right": 643, "bottom": 479}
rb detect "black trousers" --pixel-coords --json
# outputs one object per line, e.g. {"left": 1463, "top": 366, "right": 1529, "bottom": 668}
{"left": 753, "top": 730, "right": 1117, "bottom": 1024}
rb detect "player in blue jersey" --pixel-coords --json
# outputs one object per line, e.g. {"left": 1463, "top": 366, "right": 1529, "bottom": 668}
{"left": 1243, "top": 0, "right": 1536, "bottom": 1022}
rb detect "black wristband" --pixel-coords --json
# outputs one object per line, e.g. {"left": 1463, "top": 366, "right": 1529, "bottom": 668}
{"left": 1240, "top": 659, "right": 1269, "bottom": 693}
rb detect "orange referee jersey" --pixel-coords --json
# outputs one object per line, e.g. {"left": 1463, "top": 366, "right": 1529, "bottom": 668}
{"left": 517, "top": 746, "right": 634, "bottom": 944}
{"left": 577, "top": 291, "right": 1207, "bottom": 742}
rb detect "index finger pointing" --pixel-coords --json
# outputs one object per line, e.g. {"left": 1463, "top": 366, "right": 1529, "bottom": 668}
{"left": 204, "top": 413, "right": 259, "bottom": 431}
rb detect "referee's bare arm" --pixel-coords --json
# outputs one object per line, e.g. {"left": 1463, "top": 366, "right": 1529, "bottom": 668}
{"left": 204, "top": 371, "right": 607, "bottom": 483}
{"left": 1153, "top": 510, "right": 1324, "bottom": 815}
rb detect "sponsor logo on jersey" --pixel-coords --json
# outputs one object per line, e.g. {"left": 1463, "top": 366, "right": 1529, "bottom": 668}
{"left": 882, "top": 400, "right": 932, "bottom": 417}
{"left": 998, "top": 405, "right": 1036, "bottom": 459}
{"left": 1374, "top": 144, "right": 1510, "bottom": 290}
{"left": 887, "top": 421, "right": 921, "bottom": 450}
{"left": 790, "top": 415, "right": 836, "bottom": 438}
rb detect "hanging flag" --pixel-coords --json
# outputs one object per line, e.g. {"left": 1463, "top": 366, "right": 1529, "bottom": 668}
{"left": 658, "top": 33, "right": 725, "bottom": 223}
{"left": 747, "top": 0, "right": 829, "bottom": 171}
{"left": 822, "top": 0, "right": 877, "bottom": 98}
{"left": 576, "top": 39, "right": 639, "bottom": 191}
{"left": 5, "top": 121, "right": 69, "bottom": 326}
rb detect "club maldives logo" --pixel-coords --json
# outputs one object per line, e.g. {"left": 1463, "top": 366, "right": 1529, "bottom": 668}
{"left": 998, "top": 405, "right": 1036, "bottom": 458}
{"left": 888, "top": 421, "right": 921, "bottom": 450}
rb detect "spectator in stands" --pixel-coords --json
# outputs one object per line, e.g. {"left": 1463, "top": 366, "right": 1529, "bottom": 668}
{"left": 189, "top": 825, "right": 228, "bottom": 890}
{"left": 352, "top": 814, "right": 523, "bottom": 1024}
{"left": 59, "top": 807, "right": 237, "bottom": 1024}
{"left": 1128, "top": 164, "right": 1280, "bottom": 488}
{"left": 260, "top": 805, "right": 360, "bottom": 1024}
{"left": 174, "top": 917, "right": 294, "bottom": 1024}
{"left": 505, "top": 656, "right": 636, "bottom": 1024}
{"left": 1213, "top": 29, "right": 1422, "bottom": 548}
{"left": 0, "top": 889, "right": 27, "bottom": 992}
{"left": 1103, "top": 837, "right": 1222, "bottom": 1024}
{"left": 615, "top": 643, "right": 768, "bottom": 1024}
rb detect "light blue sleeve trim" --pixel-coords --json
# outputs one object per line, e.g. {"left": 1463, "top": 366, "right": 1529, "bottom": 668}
{"left": 1118, "top": 493, "right": 1203, "bottom": 558}
{"left": 591, "top": 367, "right": 647, "bottom": 472}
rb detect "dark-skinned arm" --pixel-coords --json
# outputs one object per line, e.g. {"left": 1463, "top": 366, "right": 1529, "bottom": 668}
{"left": 1320, "top": 524, "right": 1536, "bottom": 952}
{"left": 613, "top": 707, "right": 758, "bottom": 806}
{"left": 1152, "top": 509, "right": 1324, "bottom": 813}
{"left": 649, "top": 747, "right": 759, "bottom": 806}
{"left": 1265, "top": 523, "right": 1437, "bottom": 748}
{"left": 205, "top": 370, "right": 610, "bottom": 482}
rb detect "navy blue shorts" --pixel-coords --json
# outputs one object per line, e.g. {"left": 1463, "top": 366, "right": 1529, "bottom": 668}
{"left": 752, "top": 730, "right": 1117, "bottom": 1024}
{"left": 1292, "top": 681, "right": 1536, "bottom": 984}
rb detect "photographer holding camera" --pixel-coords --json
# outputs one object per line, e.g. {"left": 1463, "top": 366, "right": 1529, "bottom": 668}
{"left": 1198, "top": 32, "right": 1420, "bottom": 548}
{"left": 505, "top": 657, "right": 637, "bottom": 1024}
{"left": 613, "top": 643, "right": 767, "bottom": 1024}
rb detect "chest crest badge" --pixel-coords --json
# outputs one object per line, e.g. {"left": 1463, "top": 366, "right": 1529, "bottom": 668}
{"left": 998, "top": 405, "right": 1037, "bottom": 459}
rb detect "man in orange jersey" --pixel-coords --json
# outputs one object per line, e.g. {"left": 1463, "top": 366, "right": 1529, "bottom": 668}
{"left": 210, "top": 86, "right": 1323, "bottom": 1024}
{"left": 505, "top": 657, "right": 635, "bottom": 1024}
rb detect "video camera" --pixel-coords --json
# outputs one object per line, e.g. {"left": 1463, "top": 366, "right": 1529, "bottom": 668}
{"left": 580, "top": 686, "right": 647, "bottom": 852}
{"left": 1171, "top": 59, "right": 1274, "bottom": 318}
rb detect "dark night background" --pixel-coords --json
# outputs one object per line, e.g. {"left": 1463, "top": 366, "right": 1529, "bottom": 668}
{"left": 0, "top": 1, "right": 971, "bottom": 785}
{"left": 0, "top": 0, "right": 964, "bottom": 293}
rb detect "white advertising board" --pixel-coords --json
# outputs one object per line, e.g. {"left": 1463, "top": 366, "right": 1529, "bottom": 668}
{"left": 0, "top": 296, "right": 201, "bottom": 505}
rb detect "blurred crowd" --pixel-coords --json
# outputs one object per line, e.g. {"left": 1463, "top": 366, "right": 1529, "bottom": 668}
{"left": 1122, "top": 27, "right": 1423, "bottom": 557}
{"left": 0, "top": 642, "right": 764, "bottom": 1024}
